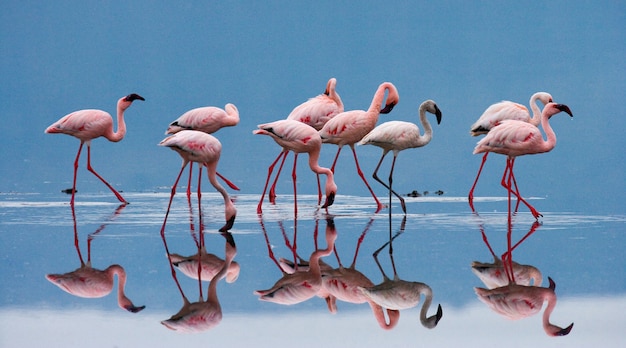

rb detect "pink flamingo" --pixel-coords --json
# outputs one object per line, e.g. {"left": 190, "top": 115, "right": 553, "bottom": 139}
{"left": 46, "top": 204, "right": 144, "bottom": 313}
{"left": 319, "top": 82, "right": 400, "bottom": 213}
{"left": 45, "top": 93, "right": 145, "bottom": 205}
{"left": 161, "top": 232, "right": 238, "bottom": 333}
{"left": 321, "top": 219, "right": 400, "bottom": 330}
{"left": 254, "top": 218, "right": 337, "bottom": 305}
{"left": 268, "top": 78, "right": 344, "bottom": 204}
{"left": 358, "top": 217, "right": 443, "bottom": 329}
{"left": 159, "top": 130, "right": 236, "bottom": 232}
{"left": 165, "top": 103, "right": 241, "bottom": 195}
{"left": 254, "top": 119, "right": 337, "bottom": 214}
{"left": 468, "top": 92, "right": 553, "bottom": 210}
{"left": 359, "top": 100, "right": 442, "bottom": 214}
{"left": 474, "top": 277, "right": 574, "bottom": 336}
{"left": 473, "top": 103, "right": 573, "bottom": 219}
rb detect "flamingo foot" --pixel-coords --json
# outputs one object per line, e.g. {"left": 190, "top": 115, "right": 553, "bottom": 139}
{"left": 374, "top": 202, "right": 385, "bottom": 214}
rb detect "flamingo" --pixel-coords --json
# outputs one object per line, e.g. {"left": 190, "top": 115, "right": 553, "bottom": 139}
{"left": 319, "top": 82, "right": 400, "bottom": 213}
{"left": 45, "top": 204, "right": 144, "bottom": 313}
{"left": 473, "top": 103, "right": 572, "bottom": 219}
{"left": 162, "top": 232, "right": 237, "bottom": 333}
{"left": 165, "top": 103, "right": 241, "bottom": 195}
{"left": 474, "top": 277, "right": 574, "bottom": 336}
{"left": 359, "top": 217, "right": 443, "bottom": 329}
{"left": 159, "top": 130, "right": 236, "bottom": 232}
{"left": 45, "top": 93, "right": 145, "bottom": 205}
{"left": 254, "top": 119, "right": 337, "bottom": 214}
{"left": 268, "top": 78, "right": 344, "bottom": 204}
{"left": 468, "top": 92, "right": 553, "bottom": 210}
{"left": 321, "top": 219, "right": 400, "bottom": 330}
{"left": 254, "top": 218, "right": 337, "bottom": 305}
{"left": 359, "top": 99, "right": 442, "bottom": 214}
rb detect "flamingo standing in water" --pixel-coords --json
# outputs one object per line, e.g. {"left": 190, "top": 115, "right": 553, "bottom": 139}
{"left": 268, "top": 78, "right": 344, "bottom": 204}
{"left": 165, "top": 103, "right": 241, "bottom": 196}
{"left": 45, "top": 93, "right": 145, "bottom": 205}
{"left": 359, "top": 217, "right": 443, "bottom": 329}
{"left": 254, "top": 119, "right": 337, "bottom": 214}
{"left": 159, "top": 130, "right": 236, "bottom": 232}
{"left": 319, "top": 82, "right": 400, "bottom": 212}
{"left": 468, "top": 92, "right": 553, "bottom": 210}
{"left": 359, "top": 100, "right": 442, "bottom": 214}
{"left": 473, "top": 102, "right": 573, "bottom": 219}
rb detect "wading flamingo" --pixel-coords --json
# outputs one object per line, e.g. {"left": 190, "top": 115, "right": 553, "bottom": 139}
{"left": 46, "top": 204, "right": 144, "bottom": 313}
{"left": 45, "top": 93, "right": 145, "bottom": 205}
{"left": 159, "top": 130, "right": 236, "bottom": 232}
{"left": 359, "top": 100, "right": 442, "bottom": 214}
{"left": 254, "top": 218, "right": 337, "bottom": 305}
{"left": 473, "top": 103, "right": 573, "bottom": 219}
{"left": 269, "top": 78, "right": 344, "bottom": 204}
{"left": 162, "top": 232, "right": 237, "bottom": 333}
{"left": 165, "top": 103, "right": 241, "bottom": 196}
{"left": 475, "top": 277, "right": 574, "bottom": 336}
{"left": 468, "top": 92, "right": 553, "bottom": 210}
{"left": 319, "top": 82, "right": 399, "bottom": 213}
{"left": 254, "top": 119, "right": 337, "bottom": 214}
{"left": 321, "top": 218, "right": 400, "bottom": 330}
{"left": 359, "top": 217, "right": 443, "bottom": 329}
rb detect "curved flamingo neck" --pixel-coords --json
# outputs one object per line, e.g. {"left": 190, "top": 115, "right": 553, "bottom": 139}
{"left": 207, "top": 241, "right": 237, "bottom": 304}
{"left": 528, "top": 93, "right": 543, "bottom": 127}
{"left": 105, "top": 101, "right": 127, "bottom": 142}
{"left": 327, "top": 80, "right": 344, "bottom": 112}
{"left": 107, "top": 265, "right": 129, "bottom": 308}
{"left": 368, "top": 301, "right": 400, "bottom": 330}
{"left": 367, "top": 82, "right": 393, "bottom": 114}
{"left": 539, "top": 108, "right": 557, "bottom": 153}
{"left": 224, "top": 103, "right": 240, "bottom": 126}
{"left": 418, "top": 285, "right": 435, "bottom": 327}
{"left": 417, "top": 105, "right": 434, "bottom": 147}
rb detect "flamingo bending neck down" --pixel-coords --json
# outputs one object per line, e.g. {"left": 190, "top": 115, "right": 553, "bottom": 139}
{"left": 46, "top": 263, "right": 145, "bottom": 313}
{"left": 254, "top": 119, "right": 337, "bottom": 214}
{"left": 159, "top": 130, "right": 237, "bottom": 233}
{"left": 473, "top": 102, "right": 573, "bottom": 219}
{"left": 319, "top": 82, "right": 400, "bottom": 213}
{"left": 468, "top": 92, "right": 553, "bottom": 211}
{"left": 269, "top": 78, "right": 344, "bottom": 205}
{"left": 45, "top": 93, "right": 145, "bottom": 205}
{"left": 165, "top": 103, "right": 241, "bottom": 196}
{"left": 475, "top": 277, "right": 574, "bottom": 336}
{"left": 359, "top": 99, "right": 442, "bottom": 214}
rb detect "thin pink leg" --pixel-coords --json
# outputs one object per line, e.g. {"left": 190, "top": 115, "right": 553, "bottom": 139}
{"left": 186, "top": 162, "right": 194, "bottom": 199}
{"left": 330, "top": 146, "right": 343, "bottom": 173}
{"left": 70, "top": 142, "right": 84, "bottom": 206}
{"left": 350, "top": 145, "right": 384, "bottom": 213}
{"left": 468, "top": 152, "right": 489, "bottom": 212}
{"left": 502, "top": 158, "right": 542, "bottom": 219}
{"left": 86, "top": 145, "right": 127, "bottom": 204}
{"left": 292, "top": 153, "right": 299, "bottom": 217}
{"left": 269, "top": 151, "right": 288, "bottom": 204}
{"left": 216, "top": 172, "right": 240, "bottom": 191}
{"left": 257, "top": 151, "right": 287, "bottom": 214}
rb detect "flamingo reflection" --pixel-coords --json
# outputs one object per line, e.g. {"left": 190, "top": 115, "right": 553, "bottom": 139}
{"left": 161, "top": 230, "right": 237, "bottom": 333}
{"left": 45, "top": 204, "right": 145, "bottom": 313}
{"left": 359, "top": 217, "right": 443, "bottom": 329}
{"left": 321, "top": 218, "right": 400, "bottom": 329}
{"left": 255, "top": 217, "right": 337, "bottom": 305}
{"left": 473, "top": 212, "right": 573, "bottom": 336}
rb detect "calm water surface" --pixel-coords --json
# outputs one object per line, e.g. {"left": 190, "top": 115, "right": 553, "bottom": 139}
{"left": 1, "top": 192, "right": 624, "bottom": 347}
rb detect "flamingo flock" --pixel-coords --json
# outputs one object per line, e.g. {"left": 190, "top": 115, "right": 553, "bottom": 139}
{"left": 43, "top": 79, "right": 574, "bottom": 336}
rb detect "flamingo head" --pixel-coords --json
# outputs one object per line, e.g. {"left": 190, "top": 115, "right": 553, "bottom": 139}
{"left": 379, "top": 82, "right": 399, "bottom": 114}
{"left": 535, "top": 92, "right": 554, "bottom": 105}
{"left": 422, "top": 99, "right": 442, "bottom": 125}
{"left": 119, "top": 93, "right": 145, "bottom": 110}
{"left": 545, "top": 103, "right": 573, "bottom": 119}
{"left": 324, "top": 77, "right": 337, "bottom": 96}
{"left": 321, "top": 181, "right": 337, "bottom": 209}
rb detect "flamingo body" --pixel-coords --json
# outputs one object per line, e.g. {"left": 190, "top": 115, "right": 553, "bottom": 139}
{"left": 159, "top": 130, "right": 236, "bottom": 232}
{"left": 170, "top": 249, "right": 241, "bottom": 283}
{"left": 166, "top": 103, "right": 239, "bottom": 135}
{"left": 45, "top": 93, "right": 144, "bottom": 204}
{"left": 287, "top": 77, "right": 344, "bottom": 130}
{"left": 472, "top": 259, "right": 542, "bottom": 288}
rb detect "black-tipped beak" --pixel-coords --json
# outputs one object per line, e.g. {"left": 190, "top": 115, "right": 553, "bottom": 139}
{"left": 321, "top": 192, "right": 335, "bottom": 208}
{"left": 221, "top": 231, "right": 236, "bottom": 247}
{"left": 380, "top": 102, "right": 396, "bottom": 114}
{"left": 556, "top": 104, "right": 573, "bottom": 117}
{"left": 548, "top": 277, "right": 556, "bottom": 291}
{"left": 219, "top": 215, "right": 236, "bottom": 232}
{"left": 125, "top": 93, "right": 145, "bottom": 102}
{"left": 435, "top": 106, "right": 442, "bottom": 124}
{"left": 556, "top": 323, "right": 574, "bottom": 336}
{"left": 125, "top": 304, "right": 146, "bottom": 313}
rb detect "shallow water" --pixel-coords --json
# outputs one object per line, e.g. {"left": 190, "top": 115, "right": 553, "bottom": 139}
{"left": 1, "top": 191, "right": 624, "bottom": 347}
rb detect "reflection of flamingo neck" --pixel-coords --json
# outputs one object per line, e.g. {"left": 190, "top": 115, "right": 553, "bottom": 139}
{"left": 106, "top": 264, "right": 143, "bottom": 312}
{"left": 368, "top": 302, "right": 400, "bottom": 330}
{"left": 540, "top": 287, "right": 573, "bottom": 336}
{"left": 418, "top": 285, "right": 437, "bottom": 328}
{"left": 206, "top": 242, "right": 237, "bottom": 305}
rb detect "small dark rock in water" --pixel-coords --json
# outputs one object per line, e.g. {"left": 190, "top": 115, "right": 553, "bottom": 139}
{"left": 435, "top": 190, "right": 444, "bottom": 196}
{"left": 423, "top": 191, "right": 429, "bottom": 195}
{"left": 61, "top": 188, "right": 76, "bottom": 195}
{"left": 407, "top": 190, "right": 422, "bottom": 197}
